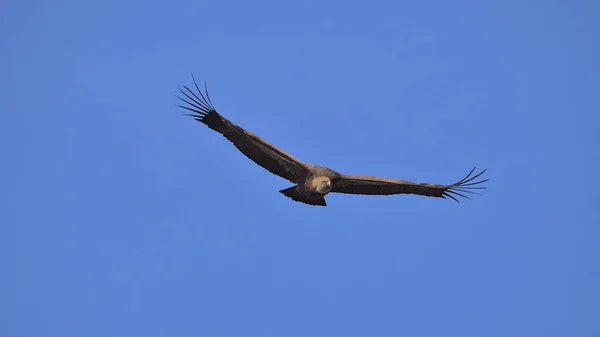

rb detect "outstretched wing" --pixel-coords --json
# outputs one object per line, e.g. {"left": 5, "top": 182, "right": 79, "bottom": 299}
{"left": 331, "top": 167, "right": 488, "bottom": 202}
{"left": 177, "top": 76, "right": 309, "bottom": 183}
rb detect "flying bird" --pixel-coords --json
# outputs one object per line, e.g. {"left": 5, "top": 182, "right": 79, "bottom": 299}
{"left": 177, "top": 77, "right": 488, "bottom": 207}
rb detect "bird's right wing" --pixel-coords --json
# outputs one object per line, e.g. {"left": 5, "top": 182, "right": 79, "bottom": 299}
{"left": 177, "top": 77, "right": 309, "bottom": 183}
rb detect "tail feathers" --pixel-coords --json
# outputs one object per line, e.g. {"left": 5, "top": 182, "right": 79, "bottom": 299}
{"left": 279, "top": 186, "right": 327, "bottom": 207}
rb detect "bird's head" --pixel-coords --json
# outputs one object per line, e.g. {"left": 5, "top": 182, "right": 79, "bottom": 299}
{"left": 315, "top": 177, "right": 332, "bottom": 194}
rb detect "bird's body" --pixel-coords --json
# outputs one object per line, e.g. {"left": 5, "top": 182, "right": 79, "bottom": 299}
{"left": 278, "top": 165, "right": 339, "bottom": 206}
{"left": 177, "top": 77, "right": 488, "bottom": 207}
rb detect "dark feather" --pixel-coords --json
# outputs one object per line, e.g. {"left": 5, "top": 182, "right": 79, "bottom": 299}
{"left": 280, "top": 186, "right": 327, "bottom": 206}
{"left": 176, "top": 76, "right": 309, "bottom": 183}
{"left": 332, "top": 167, "right": 489, "bottom": 202}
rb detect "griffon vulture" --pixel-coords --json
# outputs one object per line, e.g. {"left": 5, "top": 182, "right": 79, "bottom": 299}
{"left": 177, "top": 77, "right": 488, "bottom": 207}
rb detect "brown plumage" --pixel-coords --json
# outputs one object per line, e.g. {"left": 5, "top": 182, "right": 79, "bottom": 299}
{"left": 177, "top": 77, "right": 489, "bottom": 207}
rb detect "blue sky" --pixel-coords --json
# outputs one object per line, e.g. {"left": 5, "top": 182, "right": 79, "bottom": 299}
{"left": 2, "top": 0, "right": 599, "bottom": 336}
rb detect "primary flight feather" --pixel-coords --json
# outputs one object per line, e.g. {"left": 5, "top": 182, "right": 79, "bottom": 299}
{"left": 177, "top": 76, "right": 488, "bottom": 206}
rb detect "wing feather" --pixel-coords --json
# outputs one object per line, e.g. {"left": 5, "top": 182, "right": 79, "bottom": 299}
{"left": 332, "top": 167, "right": 488, "bottom": 202}
{"left": 177, "top": 76, "right": 308, "bottom": 182}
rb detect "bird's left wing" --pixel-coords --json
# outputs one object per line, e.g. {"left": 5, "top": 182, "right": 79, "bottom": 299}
{"left": 331, "top": 167, "right": 488, "bottom": 202}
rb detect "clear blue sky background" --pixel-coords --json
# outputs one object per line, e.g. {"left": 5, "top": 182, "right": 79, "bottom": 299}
{"left": 2, "top": 0, "right": 599, "bottom": 336}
